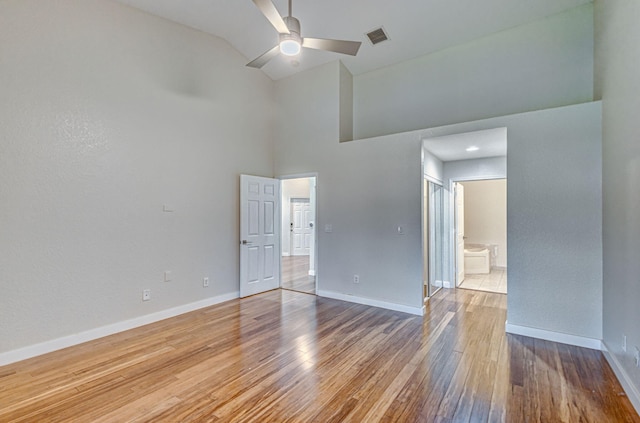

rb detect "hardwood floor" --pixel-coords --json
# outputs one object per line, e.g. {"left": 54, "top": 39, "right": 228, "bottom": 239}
{"left": 1, "top": 289, "right": 638, "bottom": 422}
{"left": 280, "top": 255, "right": 315, "bottom": 294}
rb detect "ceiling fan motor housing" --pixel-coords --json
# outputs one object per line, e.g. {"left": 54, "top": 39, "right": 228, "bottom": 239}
{"left": 281, "top": 16, "right": 301, "bottom": 42}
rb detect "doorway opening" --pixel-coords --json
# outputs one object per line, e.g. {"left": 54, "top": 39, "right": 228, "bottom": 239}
{"left": 455, "top": 178, "right": 507, "bottom": 294}
{"left": 280, "top": 176, "right": 317, "bottom": 295}
{"left": 421, "top": 126, "right": 507, "bottom": 305}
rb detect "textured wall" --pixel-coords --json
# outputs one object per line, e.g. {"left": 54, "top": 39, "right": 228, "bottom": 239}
{"left": 420, "top": 104, "right": 601, "bottom": 339}
{"left": 506, "top": 103, "right": 602, "bottom": 338}
{"left": 0, "top": 0, "right": 274, "bottom": 354}
{"left": 275, "top": 62, "right": 424, "bottom": 309}
{"left": 275, "top": 51, "right": 603, "bottom": 333}
{"left": 595, "top": 0, "right": 640, "bottom": 406}
{"left": 353, "top": 4, "right": 594, "bottom": 139}
{"left": 273, "top": 5, "right": 596, "bottom": 314}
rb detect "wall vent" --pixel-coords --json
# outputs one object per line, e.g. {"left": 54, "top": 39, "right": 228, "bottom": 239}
{"left": 366, "top": 27, "right": 389, "bottom": 45}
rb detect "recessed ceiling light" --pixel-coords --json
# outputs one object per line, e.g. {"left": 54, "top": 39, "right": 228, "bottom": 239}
{"left": 466, "top": 146, "right": 479, "bottom": 152}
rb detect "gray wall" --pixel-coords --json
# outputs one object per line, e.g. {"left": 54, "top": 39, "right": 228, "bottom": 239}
{"left": 0, "top": 0, "right": 274, "bottom": 354}
{"left": 421, "top": 104, "right": 602, "bottom": 339}
{"left": 275, "top": 62, "right": 424, "bottom": 309}
{"left": 274, "top": 49, "right": 603, "bottom": 338}
{"left": 424, "top": 151, "right": 444, "bottom": 184}
{"left": 595, "top": 0, "right": 640, "bottom": 405}
{"left": 506, "top": 104, "right": 602, "bottom": 338}
{"left": 273, "top": 5, "right": 596, "bottom": 315}
{"left": 353, "top": 4, "right": 594, "bottom": 139}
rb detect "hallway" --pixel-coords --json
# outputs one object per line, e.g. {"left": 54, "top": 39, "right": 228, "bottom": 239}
{"left": 281, "top": 256, "right": 315, "bottom": 294}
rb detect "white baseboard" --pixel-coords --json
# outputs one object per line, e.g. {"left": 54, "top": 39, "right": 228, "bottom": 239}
{"left": 602, "top": 342, "right": 640, "bottom": 415}
{"left": 0, "top": 292, "right": 239, "bottom": 367}
{"left": 317, "top": 290, "right": 424, "bottom": 316}
{"left": 308, "top": 270, "right": 316, "bottom": 276}
{"left": 282, "top": 253, "right": 290, "bottom": 257}
{"left": 505, "top": 321, "right": 603, "bottom": 350}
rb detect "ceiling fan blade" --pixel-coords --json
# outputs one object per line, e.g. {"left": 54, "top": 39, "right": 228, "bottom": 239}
{"left": 252, "top": 0, "right": 290, "bottom": 34}
{"left": 302, "top": 38, "right": 362, "bottom": 56}
{"left": 246, "top": 45, "right": 280, "bottom": 68}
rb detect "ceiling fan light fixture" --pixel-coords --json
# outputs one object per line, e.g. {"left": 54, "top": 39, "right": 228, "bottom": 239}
{"left": 280, "top": 38, "right": 301, "bottom": 56}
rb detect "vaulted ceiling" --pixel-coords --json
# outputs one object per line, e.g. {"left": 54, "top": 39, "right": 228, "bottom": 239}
{"left": 115, "top": 0, "right": 592, "bottom": 80}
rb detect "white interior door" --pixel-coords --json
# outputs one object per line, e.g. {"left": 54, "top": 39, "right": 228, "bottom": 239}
{"left": 240, "top": 175, "right": 280, "bottom": 297}
{"left": 291, "top": 198, "right": 311, "bottom": 256}
{"left": 456, "top": 182, "right": 465, "bottom": 286}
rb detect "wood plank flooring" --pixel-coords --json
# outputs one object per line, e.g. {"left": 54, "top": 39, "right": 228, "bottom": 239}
{"left": 1, "top": 289, "right": 638, "bottom": 422}
{"left": 280, "top": 255, "right": 315, "bottom": 294}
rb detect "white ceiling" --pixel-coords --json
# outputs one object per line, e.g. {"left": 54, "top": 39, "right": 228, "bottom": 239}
{"left": 114, "top": 0, "right": 591, "bottom": 80}
{"left": 423, "top": 127, "right": 507, "bottom": 162}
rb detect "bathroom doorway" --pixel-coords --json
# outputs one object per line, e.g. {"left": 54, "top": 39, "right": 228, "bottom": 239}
{"left": 421, "top": 126, "right": 507, "bottom": 304}
{"left": 455, "top": 178, "right": 507, "bottom": 294}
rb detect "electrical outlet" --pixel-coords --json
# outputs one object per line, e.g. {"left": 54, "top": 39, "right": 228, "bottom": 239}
{"left": 142, "top": 289, "right": 151, "bottom": 301}
{"left": 353, "top": 274, "right": 360, "bottom": 284}
{"left": 164, "top": 271, "right": 172, "bottom": 282}
{"left": 203, "top": 277, "right": 209, "bottom": 287}
{"left": 635, "top": 347, "right": 640, "bottom": 368}
{"left": 623, "top": 334, "right": 627, "bottom": 352}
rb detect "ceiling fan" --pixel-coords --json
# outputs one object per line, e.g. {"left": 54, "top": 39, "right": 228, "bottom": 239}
{"left": 247, "top": 0, "right": 362, "bottom": 68}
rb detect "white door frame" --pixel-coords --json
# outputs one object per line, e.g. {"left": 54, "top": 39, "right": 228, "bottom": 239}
{"left": 279, "top": 172, "right": 319, "bottom": 288}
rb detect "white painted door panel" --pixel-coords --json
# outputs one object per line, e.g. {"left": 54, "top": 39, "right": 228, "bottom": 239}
{"left": 291, "top": 198, "right": 311, "bottom": 256}
{"left": 240, "top": 175, "right": 280, "bottom": 297}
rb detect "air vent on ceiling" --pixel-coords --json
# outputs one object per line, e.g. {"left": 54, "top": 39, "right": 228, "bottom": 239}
{"left": 366, "top": 27, "right": 389, "bottom": 45}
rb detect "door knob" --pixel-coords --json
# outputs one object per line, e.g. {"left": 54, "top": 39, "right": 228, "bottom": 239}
{"left": 241, "top": 240, "right": 253, "bottom": 245}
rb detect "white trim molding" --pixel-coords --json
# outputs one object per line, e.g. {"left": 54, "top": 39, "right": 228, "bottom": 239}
{"left": 505, "top": 321, "right": 603, "bottom": 350}
{"left": 317, "top": 290, "right": 424, "bottom": 316}
{"left": 0, "top": 292, "right": 239, "bottom": 367}
{"left": 602, "top": 342, "right": 640, "bottom": 415}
